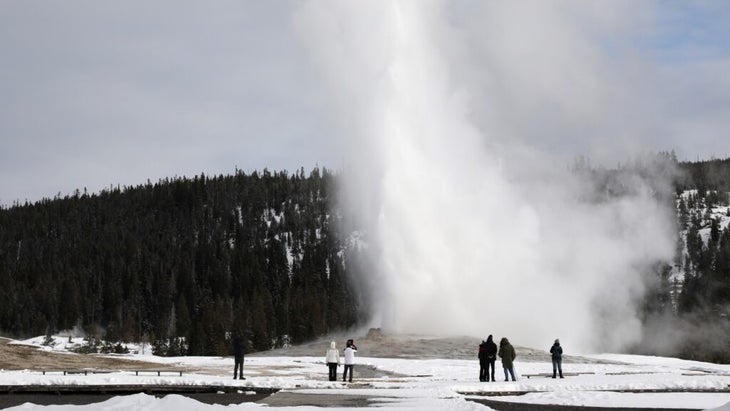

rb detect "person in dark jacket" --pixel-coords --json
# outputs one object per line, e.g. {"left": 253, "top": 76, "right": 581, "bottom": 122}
{"left": 498, "top": 337, "right": 517, "bottom": 381}
{"left": 478, "top": 340, "right": 487, "bottom": 381}
{"left": 550, "top": 338, "right": 563, "bottom": 379}
{"left": 484, "top": 335, "right": 498, "bottom": 382}
{"left": 233, "top": 336, "right": 245, "bottom": 380}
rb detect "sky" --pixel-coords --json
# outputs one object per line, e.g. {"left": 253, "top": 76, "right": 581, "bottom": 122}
{"left": 1, "top": 1, "right": 730, "bottom": 205}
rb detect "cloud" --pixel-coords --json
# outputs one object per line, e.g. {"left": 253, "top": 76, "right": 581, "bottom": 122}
{"left": 0, "top": 1, "right": 335, "bottom": 204}
{"left": 2, "top": 1, "right": 730, "bottom": 205}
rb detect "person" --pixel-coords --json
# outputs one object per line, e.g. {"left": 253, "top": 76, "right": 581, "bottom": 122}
{"left": 550, "top": 338, "right": 564, "bottom": 379}
{"left": 478, "top": 339, "right": 488, "bottom": 381}
{"left": 343, "top": 339, "right": 357, "bottom": 382}
{"left": 325, "top": 341, "right": 340, "bottom": 381}
{"left": 498, "top": 337, "right": 517, "bottom": 381}
{"left": 233, "top": 336, "right": 245, "bottom": 380}
{"left": 484, "top": 335, "right": 498, "bottom": 382}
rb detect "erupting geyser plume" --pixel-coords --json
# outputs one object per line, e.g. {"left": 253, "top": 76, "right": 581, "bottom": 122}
{"left": 295, "top": 1, "right": 674, "bottom": 352}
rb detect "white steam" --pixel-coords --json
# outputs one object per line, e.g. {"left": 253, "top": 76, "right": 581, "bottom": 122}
{"left": 295, "top": 1, "right": 674, "bottom": 352}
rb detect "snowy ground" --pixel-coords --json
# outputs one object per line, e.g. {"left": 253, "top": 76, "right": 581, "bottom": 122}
{"left": 1, "top": 335, "right": 729, "bottom": 410}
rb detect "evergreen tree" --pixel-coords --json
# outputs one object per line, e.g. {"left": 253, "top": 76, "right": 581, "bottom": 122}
{"left": 0, "top": 169, "right": 366, "bottom": 354}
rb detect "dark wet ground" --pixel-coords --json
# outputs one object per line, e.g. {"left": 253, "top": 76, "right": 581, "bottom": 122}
{"left": 467, "top": 397, "right": 700, "bottom": 411}
{"left": 0, "top": 391, "right": 271, "bottom": 409}
{"left": 0, "top": 392, "right": 706, "bottom": 410}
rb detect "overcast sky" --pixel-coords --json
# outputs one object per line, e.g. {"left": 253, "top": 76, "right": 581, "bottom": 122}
{"left": 1, "top": 1, "right": 729, "bottom": 205}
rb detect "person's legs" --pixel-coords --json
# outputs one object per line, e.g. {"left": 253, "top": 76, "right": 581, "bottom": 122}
{"left": 234, "top": 358, "right": 241, "bottom": 379}
{"left": 552, "top": 359, "right": 557, "bottom": 378}
{"left": 503, "top": 367, "right": 509, "bottom": 381}
{"left": 508, "top": 367, "right": 516, "bottom": 381}
{"left": 343, "top": 365, "right": 352, "bottom": 382}
{"left": 487, "top": 360, "right": 495, "bottom": 381}
{"left": 348, "top": 365, "right": 353, "bottom": 382}
{"left": 557, "top": 358, "right": 563, "bottom": 378}
{"left": 479, "top": 361, "right": 486, "bottom": 381}
{"left": 328, "top": 363, "right": 336, "bottom": 381}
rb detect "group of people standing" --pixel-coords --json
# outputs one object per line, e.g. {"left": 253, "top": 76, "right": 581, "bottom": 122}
{"left": 325, "top": 339, "right": 358, "bottom": 382}
{"left": 478, "top": 335, "right": 517, "bottom": 381}
{"left": 232, "top": 337, "right": 359, "bottom": 382}
{"left": 478, "top": 336, "right": 564, "bottom": 381}
{"left": 232, "top": 334, "right": 563, "bottom": 383}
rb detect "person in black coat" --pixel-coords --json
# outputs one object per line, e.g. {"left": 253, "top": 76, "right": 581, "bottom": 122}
{"left": 478, "top": 340, "right": 488, "bottom": 381}
{"left": 484, "top": 335, "right": 498, "bottom": 382}
{"left": 550, "top": 338, "right": 563, "bottom": 379}
{"left": 233, "top": 336, "right": 246, "bottom": 380}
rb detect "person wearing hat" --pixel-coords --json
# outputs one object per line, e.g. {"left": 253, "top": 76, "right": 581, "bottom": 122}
{"left": 550, "top": 338, "right": 563, "bottom": 379}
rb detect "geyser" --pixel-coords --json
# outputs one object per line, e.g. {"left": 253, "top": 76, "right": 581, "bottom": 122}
{"left": 295, "top": 0, "right": 674, "bottom": 352}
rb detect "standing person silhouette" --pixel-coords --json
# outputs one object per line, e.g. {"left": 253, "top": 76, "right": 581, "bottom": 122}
{"left": 478, "top": 339, "right": 488, "bottom": 381}
{"left": 342, "top": 339, "right": 357, "bottom": 383}
{"left": 550, "top": 338, "right": 564, "bottom": 378}
{"left": 325, "top": 341, "right": 340, "bottom": 381}
{"left": 484, "top": 335, "right": 498, "bottom": 382}
{"left": 233, "top": 336, "right": 245, "bottom": 380}
{"left": 498, "top": 337, "right": 517, "bottom": 381}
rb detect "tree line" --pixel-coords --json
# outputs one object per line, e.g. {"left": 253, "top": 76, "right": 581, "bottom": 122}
{"left": 0, "top": 168, "right": 367, "bottom": 355}
{"left": 668, "top": 158, "right": 730, "bottom": 363}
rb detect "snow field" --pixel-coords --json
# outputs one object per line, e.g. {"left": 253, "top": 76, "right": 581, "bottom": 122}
{"left": 1, "top": 348, "right": 729, "bottom": 409}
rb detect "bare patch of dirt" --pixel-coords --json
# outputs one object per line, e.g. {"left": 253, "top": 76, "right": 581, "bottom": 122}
{"left": 252, "top": 331, "right": 483, "bottom": 359}
{"left": 252, "top": 330, "right": 619, "bottom": 365}
{"left": 0, "top": 337, "right": 186, "bottom": 372}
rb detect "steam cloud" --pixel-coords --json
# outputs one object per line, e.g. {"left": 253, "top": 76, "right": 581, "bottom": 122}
{"left": 295, "top": 1, "right": 675, "bottom": 352}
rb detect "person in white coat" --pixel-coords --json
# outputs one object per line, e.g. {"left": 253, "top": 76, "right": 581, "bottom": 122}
{"left": 343, "top": 339, "right": 357, "bottom": 382}
{"left": 325, "top": 341, "right": 340, "bottom": 381}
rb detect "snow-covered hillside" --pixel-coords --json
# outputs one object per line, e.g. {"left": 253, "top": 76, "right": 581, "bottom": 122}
{"left": 672, "top": 190, "right": 730, "bottom": 286}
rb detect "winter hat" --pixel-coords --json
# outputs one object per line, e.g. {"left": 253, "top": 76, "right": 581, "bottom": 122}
{"left": 555, "top": 338, "right": 560, "bottom": 344}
